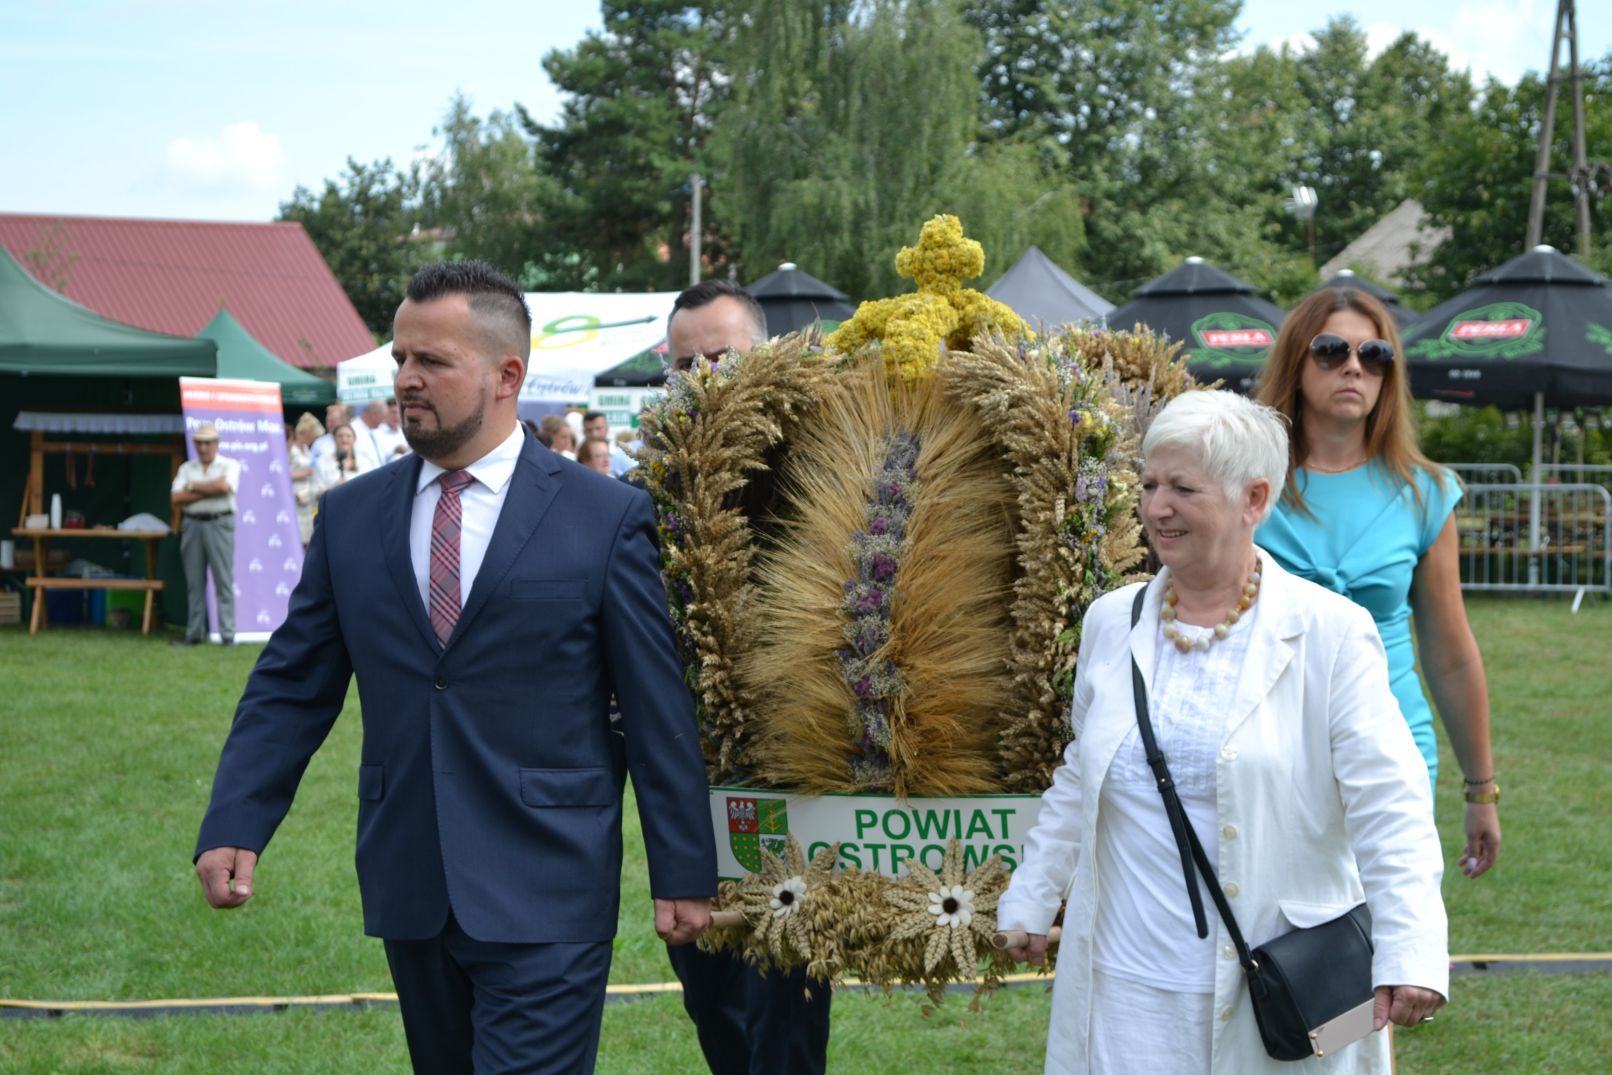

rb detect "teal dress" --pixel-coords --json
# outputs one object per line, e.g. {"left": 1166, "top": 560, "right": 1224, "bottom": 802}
{"left": 1256, "top": 463, "right": 1460, "bottom": 782}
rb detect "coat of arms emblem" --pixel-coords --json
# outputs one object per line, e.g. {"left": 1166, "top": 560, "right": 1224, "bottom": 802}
{"left": 727, "top": 796, "right": 788, "bottom": 872}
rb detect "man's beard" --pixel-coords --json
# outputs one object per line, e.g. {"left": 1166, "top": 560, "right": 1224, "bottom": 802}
{"left": 401, "top": 398, "right": 485, "bottom": 461}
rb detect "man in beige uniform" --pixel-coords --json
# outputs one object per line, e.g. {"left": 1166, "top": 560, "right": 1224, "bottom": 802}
{"left": 170, "top": 422, "right": 241, "bottom": 645}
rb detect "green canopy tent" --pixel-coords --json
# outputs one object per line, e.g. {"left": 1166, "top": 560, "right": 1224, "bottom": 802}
{"left": 197, "top": 306, "right": 334, "bottom": 406}
{"left": 0, "top": 247, "right": 215, "bottom": 376}
{"left": 1, "top": 247, "right": 217, "bottom": 624}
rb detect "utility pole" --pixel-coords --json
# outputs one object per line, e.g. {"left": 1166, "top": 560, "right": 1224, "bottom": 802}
{"left": 1526, "top": 0, "right": 1591, "bottom": 258}
{"left": 689, "top": 172, "right": 704, "bottom": 286}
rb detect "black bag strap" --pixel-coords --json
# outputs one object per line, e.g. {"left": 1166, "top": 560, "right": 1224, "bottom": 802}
{"left": 1129, "top": 586, "right": 1256, "bottom": 970}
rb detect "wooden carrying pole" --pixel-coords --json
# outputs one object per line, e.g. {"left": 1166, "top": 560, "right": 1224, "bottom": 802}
{"left": 992, "top": 927, "right": 1063, "bottom": 950}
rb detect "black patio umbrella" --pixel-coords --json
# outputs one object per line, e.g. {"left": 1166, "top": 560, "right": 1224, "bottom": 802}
{"left": 746, "top": 262, "right": 856, "bottom": 336}
{"left": 1312, "top": 269, "right": 1411, "bottom": 325}
{"left": 1107, "top": 256, "right": 1286, "bottom": 393}
{"left": 1402, "top": 245, "right": 1612, "bottom": 568}
{"left": 1401, "top": 245, "right": 1612, "bottom": 411}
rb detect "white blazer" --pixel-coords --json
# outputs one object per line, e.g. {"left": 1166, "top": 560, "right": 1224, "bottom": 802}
{"left": 997, "top": 552, "right": 1448, "bottom": 1075}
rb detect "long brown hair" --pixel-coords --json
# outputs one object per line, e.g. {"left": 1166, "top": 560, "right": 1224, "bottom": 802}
{"left": 1254, "top": 287, "right": 1439, "bottom": 517}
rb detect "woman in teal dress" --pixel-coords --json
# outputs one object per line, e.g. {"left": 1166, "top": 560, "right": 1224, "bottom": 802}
{"left": 1254, "top": 287, "right": 1500, "bottom": 879}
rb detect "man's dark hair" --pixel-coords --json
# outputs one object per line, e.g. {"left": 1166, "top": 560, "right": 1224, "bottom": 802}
{"left": 583, "top": 411, "right": 606, "bottom": 425}
{"left": 667, "top": 279, "right": 767, "bottom": 342}
{"left": 405, "top": 261, "right": 531, "bottom": 360}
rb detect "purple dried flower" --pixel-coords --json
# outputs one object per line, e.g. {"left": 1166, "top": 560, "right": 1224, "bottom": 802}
{"left": 854, "top": 676, "right": 876, "bottom": 700}
{"left": 857, "top": 589, "right": 884, "bottom": 614}
{"left": 870, "top": 552, "right": 897, "bottom": 580}
{"left": 868, "top": 515, "right": 889, "bottom": 536}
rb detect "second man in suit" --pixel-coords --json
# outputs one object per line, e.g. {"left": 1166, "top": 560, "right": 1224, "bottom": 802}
{"left": 661, "top": 279, "right": 834, "bottom": 1075}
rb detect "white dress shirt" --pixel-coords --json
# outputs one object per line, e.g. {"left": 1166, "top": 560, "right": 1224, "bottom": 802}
{"left": 1091, "top": 602, "right": 1259, "bottom": 993}
{"left": 171, "top": 455, "right": 241, "bottom": 514}
{"left": 409, "top": 423, "right": 526, "bottom": 611}
{"left": 352, "top": 422, "right": 386, "bottom": 471}
{"left": 312, "top": 451, "right": 371, "bottom": 496}
{"left": 373, "top": 422, "right": 410, "bottom": 459}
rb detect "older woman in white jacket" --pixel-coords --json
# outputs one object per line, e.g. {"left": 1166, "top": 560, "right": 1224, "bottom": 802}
{"left": 998, "top": 391, "right": 1448, "bottom": 1074}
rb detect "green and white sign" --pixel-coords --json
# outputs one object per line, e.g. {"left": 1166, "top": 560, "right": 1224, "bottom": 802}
{"left": 588, "top": 386, "right": 660, "bottom": 433}
{"left": 710, "top": 786, "right": 1043, "bottom": 880}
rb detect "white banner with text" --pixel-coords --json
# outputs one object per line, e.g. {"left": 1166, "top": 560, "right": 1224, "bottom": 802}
{"left": 709, "top": 786, "right": 1044, "bottom": 880}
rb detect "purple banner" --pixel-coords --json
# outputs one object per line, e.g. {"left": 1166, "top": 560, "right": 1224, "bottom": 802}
{"left": 179, "top": 377, "right": 304, "bottom": 641}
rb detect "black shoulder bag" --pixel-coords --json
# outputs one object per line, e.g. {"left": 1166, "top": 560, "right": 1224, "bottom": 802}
{"left": 1127, "top": 587, "right": 1377, "bottom": 1062}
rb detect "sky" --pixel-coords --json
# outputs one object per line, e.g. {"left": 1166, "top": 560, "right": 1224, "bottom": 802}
{"left": 2, "top": 0, "right": 1608, "bottom": 224}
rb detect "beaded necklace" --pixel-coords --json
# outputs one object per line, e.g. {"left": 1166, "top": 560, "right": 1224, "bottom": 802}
{"left": 1160, "top": 560, "right": 1262, "bottom": 653}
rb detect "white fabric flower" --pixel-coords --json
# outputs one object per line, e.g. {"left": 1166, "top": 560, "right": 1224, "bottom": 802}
{"left": 770, "top": 876, "right": 807, "bottom": 918}
{"left": 928, "top": 883, "right": 975, "bottom": 929}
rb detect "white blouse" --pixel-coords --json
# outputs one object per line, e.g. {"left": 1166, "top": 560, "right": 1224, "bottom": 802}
{"left": 1090, "top": 590, "right": 1262, "bottom": 992}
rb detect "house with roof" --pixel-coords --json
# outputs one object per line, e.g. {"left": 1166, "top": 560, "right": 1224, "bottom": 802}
{"left": 0, "top": 213, "right": 375, "bottom": 370}
{"left": 1319, "top": 200, "right": 1452, "bottom": 290}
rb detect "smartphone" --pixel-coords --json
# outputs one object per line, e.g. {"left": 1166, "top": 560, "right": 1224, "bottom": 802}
{"left": 1310, "top": 998, "right": 1377, "bottom": 1058}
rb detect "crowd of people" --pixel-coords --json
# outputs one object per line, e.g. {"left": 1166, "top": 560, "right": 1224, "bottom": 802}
{"left": 280, "top": 398, "right": 642, "bottom": 548}
{"left": 186, "top": 264, "right": 1498, "bottom": 1075}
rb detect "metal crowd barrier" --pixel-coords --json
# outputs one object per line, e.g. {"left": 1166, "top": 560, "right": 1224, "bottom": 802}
{"left": 1538, "top": 464, "right": 1612, "bottom": 493}
{"left": 1447, "top": 462, "right": 1525, "bottom": 485}
{"left": 1456, "top": 483, "right": 1612, "bottom": 609}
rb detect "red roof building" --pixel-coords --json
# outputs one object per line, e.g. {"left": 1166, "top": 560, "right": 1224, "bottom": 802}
{"left": 0, "top": 213, "right": 375, "bottom": 370}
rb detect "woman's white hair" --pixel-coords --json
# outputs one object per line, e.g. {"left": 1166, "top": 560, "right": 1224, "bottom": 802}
{"left": 1142, "top": 390, "right": 1289, "bottom": 521}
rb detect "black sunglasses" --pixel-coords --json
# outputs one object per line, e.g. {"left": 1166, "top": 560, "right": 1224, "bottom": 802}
{"left": 1308, "top": 334, "right": 1394, "bottom": 372}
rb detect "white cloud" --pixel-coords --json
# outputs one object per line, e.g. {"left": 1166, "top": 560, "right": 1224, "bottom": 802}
{"left": 163, "top": 121, "right": 286, "bottom": 194}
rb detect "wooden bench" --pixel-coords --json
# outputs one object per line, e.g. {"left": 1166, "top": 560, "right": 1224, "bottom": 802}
{"left": 26, "top": 577, "right": 164, "bottom": 635}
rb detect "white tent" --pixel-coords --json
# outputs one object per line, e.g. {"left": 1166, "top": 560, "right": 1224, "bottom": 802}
{"left": 337, "top": 343, "right": 394, "bottom": 404}
{"left": 337, "top": 291, "right": 680, "bottom": 408}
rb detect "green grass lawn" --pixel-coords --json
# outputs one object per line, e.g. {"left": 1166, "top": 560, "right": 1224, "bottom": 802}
{"left": 1, "top": 594, "right": 1608, "bottom": 1072}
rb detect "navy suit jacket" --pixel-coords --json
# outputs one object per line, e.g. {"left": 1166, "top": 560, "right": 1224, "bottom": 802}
{"left": 196, "top": 432, "right": 717, "bottom": 942}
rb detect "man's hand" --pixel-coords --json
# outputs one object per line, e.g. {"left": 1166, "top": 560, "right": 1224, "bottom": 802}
{"left": 654, "top": 897, "right": 711, "bottom": 945}
{"left": 1373, "top": 984, "right": 1445, "bottom": 1030}
{"left": 196, "top": 846, "right": 258, "bottom": 908}
{"left": 1006, "top": 932, "right": 1049, "bottom": 965}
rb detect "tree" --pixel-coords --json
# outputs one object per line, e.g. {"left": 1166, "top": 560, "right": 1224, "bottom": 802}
{"left": 1408, "top": 53, "right": 1612, "bottom": 301}
{"left": 416, "top": 96, "right": 555, "bottom": 285}
{"left": 1275, "top": 20, "right": 1473, "bottom": 262}
{"left": 278, "top": 159, "right": 423, "bottom": 338}
{"left": 520, "top": 1, "right": 737, "bottom": 290}
{"left": 966, "top": 0, "right": 1291, "bottom": 302}
{"left": 721, "top": 0, "right": 1084, "bottom": 299}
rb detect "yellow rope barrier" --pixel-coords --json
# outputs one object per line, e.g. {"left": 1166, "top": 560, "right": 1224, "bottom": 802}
{"left": 3, "top": 955, "right": 1607, "bottom": 1016}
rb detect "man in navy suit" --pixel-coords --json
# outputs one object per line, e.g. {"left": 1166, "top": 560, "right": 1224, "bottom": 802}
{"left": 195, "top": 261, "right": 717, "bottom": 1073}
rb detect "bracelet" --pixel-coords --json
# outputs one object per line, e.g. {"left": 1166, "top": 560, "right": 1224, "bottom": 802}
{"left": 1464, "top": 784, "right": 1500, "bottom": 805}
{"left": 1462, "top": 775, "right": 1495, "bottom": 786}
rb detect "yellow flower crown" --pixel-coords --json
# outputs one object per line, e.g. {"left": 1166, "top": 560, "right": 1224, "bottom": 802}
{"left": 826, "top": 214, "right": 1029, "bottom": 381}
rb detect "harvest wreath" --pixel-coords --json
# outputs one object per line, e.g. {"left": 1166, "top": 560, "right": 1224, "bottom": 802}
{"left": 635, "top": 216, "right": 1193, "bottom": 1003}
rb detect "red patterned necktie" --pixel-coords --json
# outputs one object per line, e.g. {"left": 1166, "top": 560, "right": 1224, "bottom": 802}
{"left": 428, "top": 469, "right": 475, "bottom": 646}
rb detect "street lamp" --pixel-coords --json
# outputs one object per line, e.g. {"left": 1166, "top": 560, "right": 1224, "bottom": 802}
{"left": 1285, "top": 185, "right": 1319, "bottom": 264}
